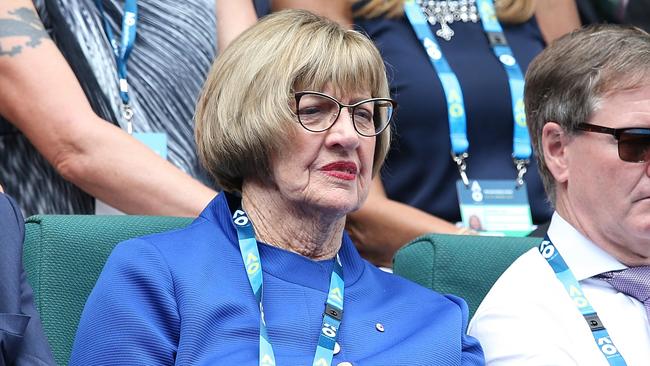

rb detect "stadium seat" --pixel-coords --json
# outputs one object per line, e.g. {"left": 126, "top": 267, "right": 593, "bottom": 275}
{"left": 393, "top": 233, "right": 542, "bottom": 318}
{"left": 23, "top": 215, "right": 192, "bottom": 365}
{"left": 23, "top": 215, "right": 542, "bottom": 364}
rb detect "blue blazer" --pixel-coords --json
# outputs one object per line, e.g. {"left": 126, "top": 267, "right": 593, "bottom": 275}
{"left": 71, "top": 193, "right": 484, "bottom": 365}
{"left": 0, "top": 193, "right": 55, "bottom": 366}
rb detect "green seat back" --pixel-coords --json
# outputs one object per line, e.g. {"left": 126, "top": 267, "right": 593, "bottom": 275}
{"left": 23, "top": 215, "right": 192, "bottom": 366}
{"left": 393, "top": 233, "right": 542, "bottom": 319}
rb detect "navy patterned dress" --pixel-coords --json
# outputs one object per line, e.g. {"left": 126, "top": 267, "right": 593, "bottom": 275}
{"left": 355, "top": 11, "right": 554, "bottom": 224}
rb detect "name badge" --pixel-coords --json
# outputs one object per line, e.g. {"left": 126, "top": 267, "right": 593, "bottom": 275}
{"left": 456, "top": 179, "right": 533, "bottom": 236}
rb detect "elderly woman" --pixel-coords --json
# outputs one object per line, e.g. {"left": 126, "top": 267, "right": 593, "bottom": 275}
{"left": 69, "top": 10, "right": 483, "bottom": 365}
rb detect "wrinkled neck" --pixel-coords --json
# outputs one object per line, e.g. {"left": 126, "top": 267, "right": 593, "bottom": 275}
{"left": 241, "top": 182, "right": 344, "bottom": 260}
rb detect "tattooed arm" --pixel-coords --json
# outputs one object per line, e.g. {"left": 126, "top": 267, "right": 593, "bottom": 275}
{"left": 0, "top": 0, "right": 216, "bottom": 216}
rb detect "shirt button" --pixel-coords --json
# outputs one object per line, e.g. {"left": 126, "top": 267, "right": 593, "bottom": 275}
{"left": 337, "top": 362, "right": 353, "bottom": 366}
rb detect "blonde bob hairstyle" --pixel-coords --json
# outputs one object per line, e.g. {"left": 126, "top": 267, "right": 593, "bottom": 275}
{"left": 195, "top": 9, "right": 391, "bottom": 193}
{"left": 355, "top": 0, "right": 537, "bottom": 24}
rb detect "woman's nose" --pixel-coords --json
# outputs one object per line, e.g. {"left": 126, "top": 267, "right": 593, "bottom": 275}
{"left": 326, "top": 108, "right": 361, "bottom": 150}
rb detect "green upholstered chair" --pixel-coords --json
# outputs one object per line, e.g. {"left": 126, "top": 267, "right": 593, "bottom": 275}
{"left": 393, "top": 233, "right": 543, "bottom": 319}
{"left": 23, "top": 215, "right": 193, "bottom": 366}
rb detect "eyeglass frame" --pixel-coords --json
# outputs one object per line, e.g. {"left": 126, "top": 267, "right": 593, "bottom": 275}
{"left": 293, "top": 91, "right": 397, "bottom": 137}
{"left": 575, "top": 122, "right": 650, "bottom": 163}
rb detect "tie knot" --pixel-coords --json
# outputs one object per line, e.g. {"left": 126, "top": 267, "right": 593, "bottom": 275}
{"left": 599, "top": 266, "right": 650, "bottom": 304}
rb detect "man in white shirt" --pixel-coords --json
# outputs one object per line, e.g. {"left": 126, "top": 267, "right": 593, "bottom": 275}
{"left": 468, "top": 25, "right": 650, "bottom": 365}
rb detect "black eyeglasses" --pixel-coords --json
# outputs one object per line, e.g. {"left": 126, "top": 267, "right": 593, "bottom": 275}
{"left": 294, "top": 91, "right": 396, "bottom": 137}
{"left": 575, "top": 123, "right": 650, "bottom": 162}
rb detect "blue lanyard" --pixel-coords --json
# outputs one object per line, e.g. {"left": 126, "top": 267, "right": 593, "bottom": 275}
{"left": 95, "top": 0, "right": 138, "bottom": 131}
{"left": 403, "top": 0, "right": 531, "bottom": 186}
{"left": 539, "top": 236, "right": 627, "bottom": 365}
{"left": 231, "top": 201, "right": 345, "bottom": 366}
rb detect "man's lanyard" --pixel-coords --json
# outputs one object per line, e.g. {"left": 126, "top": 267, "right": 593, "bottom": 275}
{"left": 95, "top": 0, "right": 138, "bottom": 133}
{"left": 230, "top": 201, "right": 345, "bottom": 366}
{"left": 403, "top": 0, "right": 531, "bottom": 187}
{"left": 539, "top": 236, "right": 627, "bottom": 365}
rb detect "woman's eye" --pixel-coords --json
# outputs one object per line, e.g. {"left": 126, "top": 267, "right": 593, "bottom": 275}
{"left": 354, "top": 108, "right": 373, "bottom": 122}
{"left": 299, "top": 106, "right": 322, "bottom": 116}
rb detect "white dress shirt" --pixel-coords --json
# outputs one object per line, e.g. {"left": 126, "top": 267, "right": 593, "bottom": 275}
{"left": 468, "top": 212, "right": 650, "bottom": 365}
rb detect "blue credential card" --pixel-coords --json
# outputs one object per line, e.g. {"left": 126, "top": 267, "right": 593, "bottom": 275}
{"left": 95, "top": 132, "right": 168, "bottom": 215}
{"left": 133, "top": 132, "right": 168, "bottom": 159}
{"left": 456, "top": 179, "right": 533, "bottom": 237}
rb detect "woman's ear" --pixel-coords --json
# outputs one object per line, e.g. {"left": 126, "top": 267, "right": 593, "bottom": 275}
{"left": 541, "top": 122, "right": 570, "bottom": 184}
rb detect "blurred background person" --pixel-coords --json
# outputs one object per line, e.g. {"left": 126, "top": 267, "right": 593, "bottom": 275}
{"left": 70, "top": 10, "right": 483, "bottom": 365}
{"left": 469, "top": 25, "right": 650, "bottom": 364}
{"left": 0, "top": 0, "right": 219, "bottom": 216}
{"left": 218, "top": 0, "right": 580, "bottom": 266}
{"left": 0, "top": 183, "right": 55, "bottom": 366}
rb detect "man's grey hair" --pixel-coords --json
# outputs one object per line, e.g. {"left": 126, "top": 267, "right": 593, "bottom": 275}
{"left": 525, "top": 24, "right": 650, "bottom": 204}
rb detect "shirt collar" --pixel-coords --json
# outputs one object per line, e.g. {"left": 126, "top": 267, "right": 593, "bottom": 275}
{"left": 547, "top": 212, "right": 627, "bottom": 280}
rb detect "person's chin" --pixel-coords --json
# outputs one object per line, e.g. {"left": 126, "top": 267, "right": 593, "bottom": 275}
{"left": 318, "top": 192, "right": 360, "bottom": 215}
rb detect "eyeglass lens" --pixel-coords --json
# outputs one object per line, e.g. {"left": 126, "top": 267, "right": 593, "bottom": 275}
{"left": 297, "top": 93, "right": 393, "bottom": 136}
{"left": 618, "top": 129, "right": 650, "bottom": 162}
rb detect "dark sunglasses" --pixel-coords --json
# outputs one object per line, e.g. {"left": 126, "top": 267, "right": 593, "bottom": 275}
{"left": 575, "top": 123, "right": 650, "bottom": 163}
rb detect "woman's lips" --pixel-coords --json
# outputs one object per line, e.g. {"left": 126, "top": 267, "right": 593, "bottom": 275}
{"left": 320, "top": 161, "right": 358, "bottom": 181}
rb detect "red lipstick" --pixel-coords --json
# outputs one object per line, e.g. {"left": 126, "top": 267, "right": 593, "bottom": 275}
{"left": 320, "top": 161, "right": 358, "bottom": 181}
